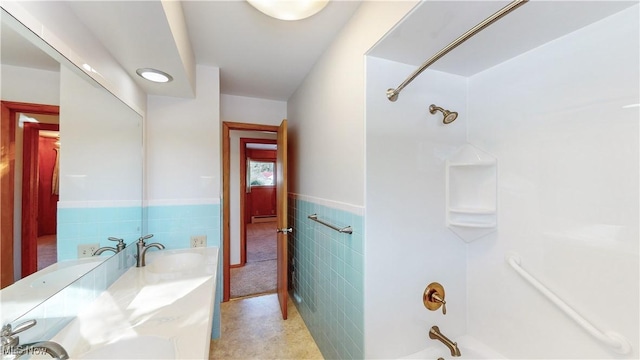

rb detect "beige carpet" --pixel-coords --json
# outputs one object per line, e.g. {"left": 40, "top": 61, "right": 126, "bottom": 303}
{"left": 230, "top": 222, "right": 277, "bottom": 298}
{"left": 38, "top": 234, "right": 57, "bottom": 270}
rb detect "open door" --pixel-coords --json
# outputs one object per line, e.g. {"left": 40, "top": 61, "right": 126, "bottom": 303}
{"left": 275, "top": 119, "right": 289, "bottom": 320}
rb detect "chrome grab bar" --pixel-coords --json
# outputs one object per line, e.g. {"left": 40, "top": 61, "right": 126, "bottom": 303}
{"left": 307, "top": 214, "right": 353, "bottom": 234}
{"left": 506, "top": 252, "right": 631, "bottom": 354}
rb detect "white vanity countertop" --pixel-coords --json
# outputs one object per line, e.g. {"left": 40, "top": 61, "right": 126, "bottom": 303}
{"left": 51, "top": 246, "right": 219, "bottom": 359}
{"left": 0, "top": 257, "right": 105, "bottom": 324}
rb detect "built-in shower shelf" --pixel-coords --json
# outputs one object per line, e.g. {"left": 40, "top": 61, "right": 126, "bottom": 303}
{"left": 448, "top": 207, "right": 496, "bottom": 214}
{"left": 446, "top": 144, "right": 497, "bottom": 243}
{"left": 449, "top": 221, "right": 497, "bottom": 228}
{"left": 447, "top": 161, "right": 496, "bottom": 167}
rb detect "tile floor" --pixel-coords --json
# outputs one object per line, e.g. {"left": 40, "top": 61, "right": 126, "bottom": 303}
{"left": 210, "top": 294, "right": 323, "bottom": 359}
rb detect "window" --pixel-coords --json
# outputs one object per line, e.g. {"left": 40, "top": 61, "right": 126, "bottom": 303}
{"left": 249, "top": 160, "right": 275, "bottom": 186}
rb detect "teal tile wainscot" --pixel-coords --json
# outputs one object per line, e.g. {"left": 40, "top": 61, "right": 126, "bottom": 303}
{"left": 289, "top": 195, "right": 364, "bottom": 359}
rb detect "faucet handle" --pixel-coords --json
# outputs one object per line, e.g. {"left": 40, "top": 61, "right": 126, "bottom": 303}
{"left": 423, "top": 282, "right": 447, "bottom": 315}
{"left": 432, "top": 293, "right": 447, "bottom": 315}
{"left": 1, "top": 319, "right": 36, "bottom": 347}
{"left": 7, "top": 320, "right": 36, "bottom": 336}
{"left": 108, "top": 237, "right": 126, "bottom": 251}
{"left": 138, "top": 234, "right": 154, "bottom": 243}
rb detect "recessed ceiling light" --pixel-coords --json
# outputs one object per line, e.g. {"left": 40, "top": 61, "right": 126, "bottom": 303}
{"left": 247, "top": 0, "right": 329, "bottom": 21}
{"left": 136, "top": 68, "right": 173, "bottom": 83}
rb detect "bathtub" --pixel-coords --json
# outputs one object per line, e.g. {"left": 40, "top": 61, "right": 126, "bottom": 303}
{"left": 402, "top": 335, "right": 505, "bottom": 359}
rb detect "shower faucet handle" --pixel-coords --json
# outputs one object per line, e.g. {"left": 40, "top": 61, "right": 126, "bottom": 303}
{"left": 432, "top": 293, "right": 447, "bottom": 315}
{"left": 424, "top": 282, "right": 447, "bottom": 315}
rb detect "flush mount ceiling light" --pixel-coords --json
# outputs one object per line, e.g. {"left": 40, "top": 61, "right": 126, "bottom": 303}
{"left": 247, "top": 0, "right": 329, "bottom": 21}
{"left": 136, "top": 68, "right": 173, "bottom": 83}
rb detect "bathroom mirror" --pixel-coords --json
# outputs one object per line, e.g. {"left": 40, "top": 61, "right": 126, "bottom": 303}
{"left": 0, "top": 9, "right": 143, "bottom": 322}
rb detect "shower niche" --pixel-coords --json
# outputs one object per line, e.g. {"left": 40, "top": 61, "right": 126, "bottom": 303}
{"left": 445, "top": 144, "right": 497, "bottom": 242}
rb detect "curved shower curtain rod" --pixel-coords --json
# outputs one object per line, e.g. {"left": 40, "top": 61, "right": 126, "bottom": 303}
{"left": 386, "top": 0, "right": 529, "bottom": 102}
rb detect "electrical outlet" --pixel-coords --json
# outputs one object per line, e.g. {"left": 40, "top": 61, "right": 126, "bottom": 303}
{"left": 190, "top": 235, "right": 207, "bottom": 248}
{"left": 78, "top": 243, "right": 100, "bottom": 258}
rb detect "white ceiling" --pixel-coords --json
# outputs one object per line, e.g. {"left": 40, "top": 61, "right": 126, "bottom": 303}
{"left": 65, "top": 0, "right": 362, "bottom": 101}
{"left": 370, "top": 1, "right": 639, "bottom": 76}
{"left": 3, "top": 1, "right": 638, "bottom": 102}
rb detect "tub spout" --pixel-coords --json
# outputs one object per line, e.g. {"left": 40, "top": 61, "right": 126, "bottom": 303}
{"left": 429, "top": 326, "right": 461, "bottom": 357}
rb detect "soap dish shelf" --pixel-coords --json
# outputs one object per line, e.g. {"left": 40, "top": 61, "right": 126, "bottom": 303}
{"left": 445, "top": 144, "right": 497, "bottom": 243}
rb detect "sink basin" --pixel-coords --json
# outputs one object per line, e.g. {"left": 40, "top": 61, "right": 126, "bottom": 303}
{"left": 147, "top": 252, "right": 204, "bottom": 274}
{"left": 30, "top": 261, "right": 102, "bottom": 288}
{"left": 78, "top": 336, "right": 175, "bottom": 359}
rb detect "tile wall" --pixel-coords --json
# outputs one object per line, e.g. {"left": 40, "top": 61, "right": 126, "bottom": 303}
{"left": 288, "top": 195, "right": 364, "bottom": 359}
{"left": 57, "top": 206, "right": 142, "bottom": 261}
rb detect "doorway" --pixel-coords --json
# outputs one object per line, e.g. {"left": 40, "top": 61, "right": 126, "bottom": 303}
{"left": 1, "top": 101, "right": 60, "bottom": 287}
{"left": 222, "top": 120, "right": 289, "bottom": 319}
{"left": 229, "top": 138, "right": 277, "bottom": 298}
{"left": 24, "top": 121, "right": 60, "bottom": 273}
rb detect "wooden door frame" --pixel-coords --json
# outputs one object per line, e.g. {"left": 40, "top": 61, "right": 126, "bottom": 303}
{"left": 239, "top": 137, "right": 277, "bottom": 267}
{"left": 22, "top": 122, "right": 59, "bottom": 277}
{"left": 1, "top": 101, "right": 59, "bottom": 288}
{"left": 222, "top": 121, "right": 279, "bottom": 302}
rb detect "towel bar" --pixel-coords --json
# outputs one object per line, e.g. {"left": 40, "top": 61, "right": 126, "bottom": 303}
{"left": 307, "top": 214, "right": 352, "bottom": 234}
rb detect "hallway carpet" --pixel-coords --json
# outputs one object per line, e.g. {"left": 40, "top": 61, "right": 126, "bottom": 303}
{"left": 230, "top": 222, "right": 277, "bottom": 298}
{"left": 37, "top": 234, "right": 57, "bottom": 270}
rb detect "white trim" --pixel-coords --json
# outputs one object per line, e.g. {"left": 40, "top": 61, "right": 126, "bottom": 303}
{"left": 57, "top": 200, "right": 142, "bottom": 208}
{"left": 289, "top": 193, "right": 364, "bottom": 216}
{"left": 144, "top": 198, "right": 221, "bottom": 207}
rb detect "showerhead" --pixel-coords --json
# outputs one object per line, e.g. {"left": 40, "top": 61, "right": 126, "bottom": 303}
{"left": 429, "top": 104, "right": 458, "bottom": 124}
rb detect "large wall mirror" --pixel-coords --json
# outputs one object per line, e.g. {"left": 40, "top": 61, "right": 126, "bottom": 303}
{"left": 0, "top": 9, "right": 143, "bottom": 321}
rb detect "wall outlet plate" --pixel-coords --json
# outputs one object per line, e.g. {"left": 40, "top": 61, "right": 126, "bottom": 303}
{"left": 190, "top": 235, "right": 207, "bottom": 248}
{"left": 78, "top": 243, "right": 100, "bottom": 258}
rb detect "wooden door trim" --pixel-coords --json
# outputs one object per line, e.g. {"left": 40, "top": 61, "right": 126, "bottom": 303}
{"left": 222, "top": 122, "right": 279, "bottom": 302}
{"left": 22, "top": 122, "right": 59, "bottom": 277}
{"left": 1, "top": 101, "right": 59, "bottom": 288}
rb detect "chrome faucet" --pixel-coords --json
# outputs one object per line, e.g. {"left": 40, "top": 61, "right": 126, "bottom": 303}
{"left": 429, "top": 326, "right": 461, "bottom": 357}
{"left": 93, "top": 237, "right": 126, "bottom": 256}
{"left": 1, "top": 320, "right": 69, "bottom": 359}
{"left": 135, "top": 234, "right": 165, "bottom": 267}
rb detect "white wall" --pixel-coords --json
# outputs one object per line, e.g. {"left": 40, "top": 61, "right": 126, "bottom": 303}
{"left": 59, "top": 66, "right": 142, "bottom": 205}
{"left": 466, "top": 6, "right": 639, "bottom": 359}
{"left": 146, "top": 65, "right": 220, "bottom": 204}
{"left": 365, "top": 56, "right": 469, "bottom": 358}
{"left": 287, "top": 1, "right": 418, "bottom": 207}
{"left": 221, "top": 94, "right": 286, "bottom": 126}
{"left": 1, "top": 64, "right": 60, "bottom": 105}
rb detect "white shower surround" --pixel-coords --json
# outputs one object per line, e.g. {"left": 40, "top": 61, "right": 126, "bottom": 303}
{"left": 365, "top": 4, "right": 639, "bottom": 359}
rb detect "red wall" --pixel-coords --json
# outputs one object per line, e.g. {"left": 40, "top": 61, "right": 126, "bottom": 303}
{"left": 37, "top": 136, "right": 58, "bottom": 236}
